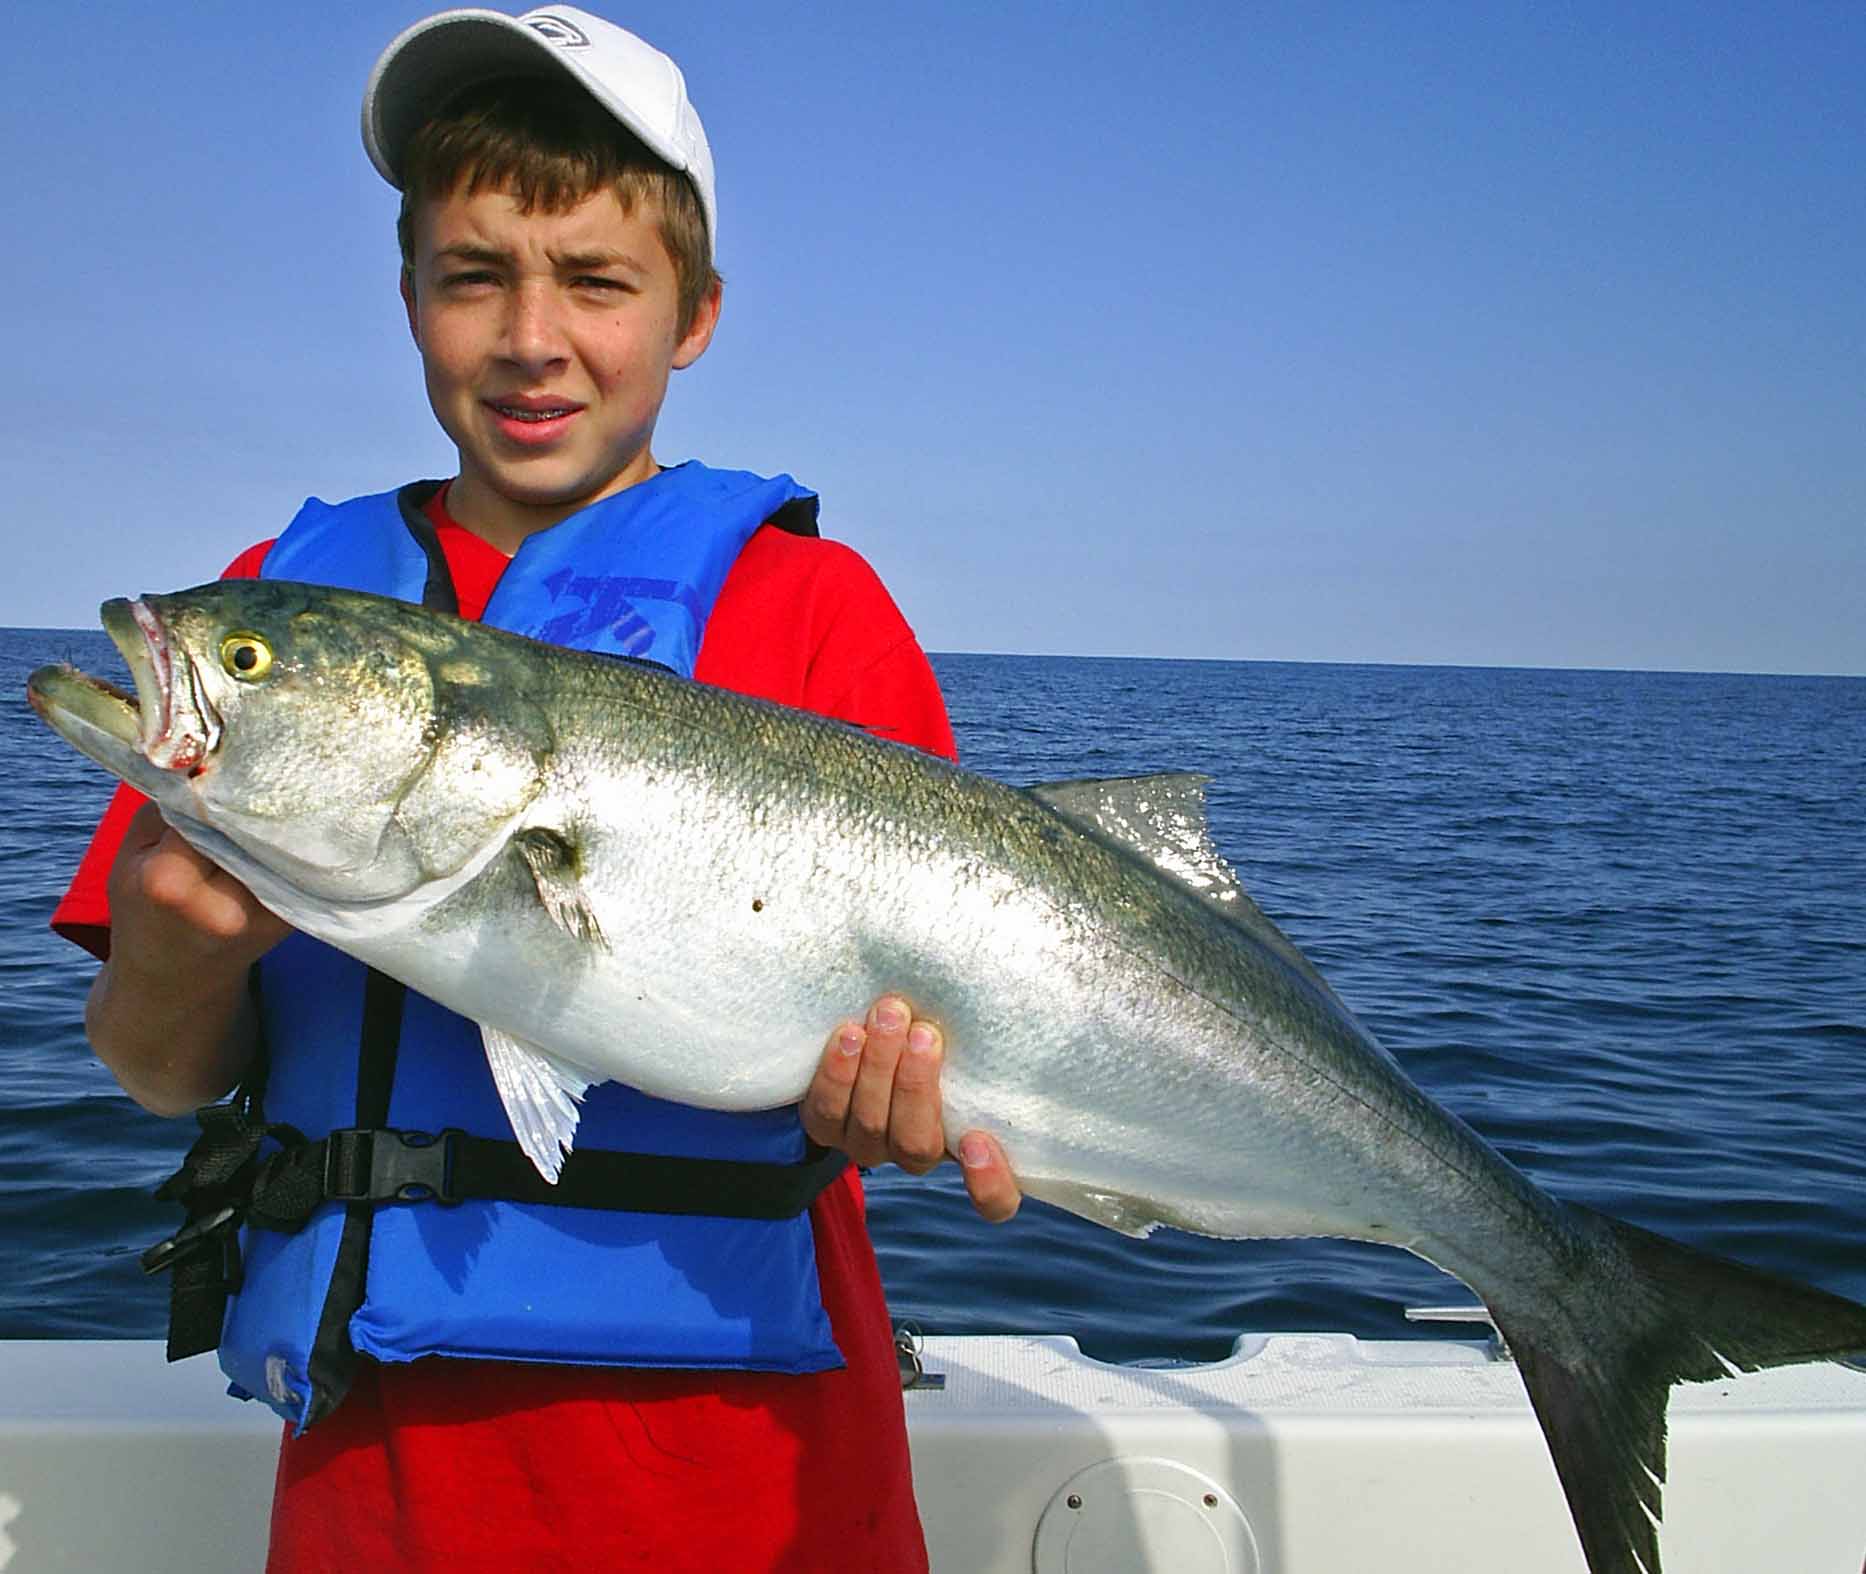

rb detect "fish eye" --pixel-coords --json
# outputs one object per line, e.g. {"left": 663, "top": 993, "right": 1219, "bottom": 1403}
{"left": 219, "top": 632, "right": 274, "bottom": 681}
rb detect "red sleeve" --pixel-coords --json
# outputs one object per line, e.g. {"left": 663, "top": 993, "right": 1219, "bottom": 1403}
{"left": 695, "top": 526, "right": 956, "bottom": 761}
{"left": 220, "top": 540, "right": 275, "bottom": 580}
{"left": 49, "top": 540, "right": 276, "bottom": 959}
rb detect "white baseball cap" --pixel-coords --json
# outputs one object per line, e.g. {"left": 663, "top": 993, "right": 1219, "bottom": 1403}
{"left": 362, "top": 6, "right": 717, "bottom": 257}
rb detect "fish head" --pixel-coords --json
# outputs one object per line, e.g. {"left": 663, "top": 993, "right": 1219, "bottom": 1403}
{"left": 29, "top": 580, "right": 546, "bottom": 911}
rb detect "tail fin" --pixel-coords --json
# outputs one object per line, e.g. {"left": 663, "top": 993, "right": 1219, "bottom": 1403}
{"left": 1490, "top": 1207, "right": 1866, "bottom": 1574}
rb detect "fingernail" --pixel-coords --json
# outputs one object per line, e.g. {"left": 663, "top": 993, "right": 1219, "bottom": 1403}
{"left": 908, "top": 1023, "right": 939, "bottom": 1055}
{"left": 837, "top": 1025, "right": 865, "bottom": 1057}
{"left": 959, "top": 1133, "right": 992, "bottom": 1168}
{"left": 873, "top": 999, "right": 908, "bottom": 1033}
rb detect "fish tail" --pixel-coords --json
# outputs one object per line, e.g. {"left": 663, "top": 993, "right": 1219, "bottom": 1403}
{"left": 1489, "top": 1205, "right": 1866, "bottom": 1574}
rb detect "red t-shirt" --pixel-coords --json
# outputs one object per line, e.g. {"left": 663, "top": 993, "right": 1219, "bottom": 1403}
{"left": 54, "top": 491, "right": 954, "bottom": 1573}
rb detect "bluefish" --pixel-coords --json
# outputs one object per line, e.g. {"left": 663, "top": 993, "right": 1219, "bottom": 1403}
{"left": 28, "top": 579, "right": 1866, "bottom": 1574}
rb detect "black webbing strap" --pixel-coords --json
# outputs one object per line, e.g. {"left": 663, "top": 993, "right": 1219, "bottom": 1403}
{"left": 144, "top": 965, "right": 281, "bottom": 1362}
{"left": 144, "top": 1095, "right": 287, "bottom": 1361}
{"left": 238, "top": 1126, "right": 849, "bottom": 1228}
{"left": 144, "top": 1110, "right": 850, "bottom": 1348}
{"left": 299, "top": 968, "right": 407, "bottom": 1423}
{"left": 452, "top": 1133, "right": 848, "bottom": 1216}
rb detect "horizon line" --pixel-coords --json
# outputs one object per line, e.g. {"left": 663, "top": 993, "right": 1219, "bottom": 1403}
{"left": 7, "top": 624, "right": 1859, "bottom": 684}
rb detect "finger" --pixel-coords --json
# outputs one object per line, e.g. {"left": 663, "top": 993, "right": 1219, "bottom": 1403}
{"left": 138, "top": 832, "right": 287, "bottom": 947}
{"left": 121, "top": 801, "right": 172, "bottom": 854}
{"left": 956, "top": 1130, "right": 1021, "bottom": 1224}
{"left": 108, "top": 806, "right": 179, "bottom": 910}
{"left": 845, "top": 996, "right": 911, "bottom": 1165}
{"left": 138, "top": 837, "right": 234, "bottom": 921}
{"left": 138, "top": 834, "right": 213, "bottom": 901}
{"left": 886, "top": 1018, "right": 946, "bottom": 1175}
{"left": 800, "top": 1021, "right": 865, "bottom": 1148}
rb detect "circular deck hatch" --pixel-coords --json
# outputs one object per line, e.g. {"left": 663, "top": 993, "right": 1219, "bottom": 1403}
{"left": 1033, "top": 1456, "right": 1258, "bottom": 1573}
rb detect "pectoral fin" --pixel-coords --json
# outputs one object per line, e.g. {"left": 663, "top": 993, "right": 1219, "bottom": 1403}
{"left": 480, "top": 1023, "right": 593, "bottom": 1183}
{"left": 512, "top": 827, "right": 607, "bottom": 949}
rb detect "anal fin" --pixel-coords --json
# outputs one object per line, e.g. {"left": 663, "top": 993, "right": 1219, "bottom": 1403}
{"left": 480, "top": 1023, "right": 593, "bottom": 1183}
{"left": 1019, "top": 1175, "right": 1173, "bottom": 1239}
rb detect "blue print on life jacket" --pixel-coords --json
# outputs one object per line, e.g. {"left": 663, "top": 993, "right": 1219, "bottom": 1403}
{"left": 534, "top": 568, "right": 706, "bottom": 659}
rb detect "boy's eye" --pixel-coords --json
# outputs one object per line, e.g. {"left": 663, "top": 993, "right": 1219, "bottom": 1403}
{"left": 439, "top": 269, "right": 499, "bottom": 289}
{"left": 573, "top": 275, "right": 630, "bottom": 293}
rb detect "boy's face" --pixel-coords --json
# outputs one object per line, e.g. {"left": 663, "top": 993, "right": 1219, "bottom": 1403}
{"left": 401, "top": 181, "right": 719, "bottom": 549}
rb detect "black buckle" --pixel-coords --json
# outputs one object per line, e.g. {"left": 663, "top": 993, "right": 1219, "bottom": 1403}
{"left": 141, "top": 1205, "right": 240, "bottom": 1276}
{"left": 323, "top": 1127, "right": 463, "bottom": 1205}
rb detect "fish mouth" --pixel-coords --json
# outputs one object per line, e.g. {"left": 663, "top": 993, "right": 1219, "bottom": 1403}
{"left": 88, "top": 597, "right": 223, "bottom": 773}
{"left": 27, "top": 597, "right": 221, "bottom": 780}
{"left": 25, "top": 662, "right": 143, "bottom": 757}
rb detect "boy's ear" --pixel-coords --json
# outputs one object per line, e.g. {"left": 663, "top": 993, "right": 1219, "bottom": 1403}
{"left": 399, "top": 269, "right": 421, "bottom": 347}
{"left": 672, "top": 278, "right": 723, "bottom": 371}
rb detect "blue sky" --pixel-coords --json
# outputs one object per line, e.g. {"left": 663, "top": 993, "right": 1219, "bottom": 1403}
{"left": 4, "top": 2, "right": 1861, "bottom": 673}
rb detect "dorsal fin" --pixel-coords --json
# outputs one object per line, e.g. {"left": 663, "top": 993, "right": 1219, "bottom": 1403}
{"left": 1026, "top": 773, "right": 1238, "bottom": 900}
{"left": 1024, "top": 773, "right": 1349, "bottom": 1014}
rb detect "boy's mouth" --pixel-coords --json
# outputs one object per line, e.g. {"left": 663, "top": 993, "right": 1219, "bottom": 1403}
{"left": 484, "top": 396, "right": 584, "bottom": 444}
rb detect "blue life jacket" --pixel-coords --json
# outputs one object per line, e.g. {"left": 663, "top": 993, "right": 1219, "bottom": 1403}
{"left": 215, "top": 463, "right": 851, "bottom": 1433}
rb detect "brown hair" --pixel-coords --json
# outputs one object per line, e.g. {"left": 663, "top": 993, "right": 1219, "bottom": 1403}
{"left": 396, "top": 76, "right": 719, "bottom": 334}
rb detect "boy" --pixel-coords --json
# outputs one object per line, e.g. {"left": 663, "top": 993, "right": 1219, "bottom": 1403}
{"left": 53, "top": 7, "right": 1019, "bottom": 1568}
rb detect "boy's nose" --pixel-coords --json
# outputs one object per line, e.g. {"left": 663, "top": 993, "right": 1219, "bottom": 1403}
{"left": 504, "top": 283, "right": 570, "bottom": 371}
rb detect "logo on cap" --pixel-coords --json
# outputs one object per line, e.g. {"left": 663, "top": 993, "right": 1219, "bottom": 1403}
{"left": 527, "top": 14, "right": 591, "bottom": 49}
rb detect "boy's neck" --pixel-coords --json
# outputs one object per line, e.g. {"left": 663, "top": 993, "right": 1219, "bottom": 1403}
{"left": 445, "top": 454, "right": 663, "bottom": 556}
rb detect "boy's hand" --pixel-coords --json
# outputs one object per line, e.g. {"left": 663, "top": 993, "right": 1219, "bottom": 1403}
{"left": 87, "top": 802, "right": 291, "bottom": 1115}
{"left": 107, "top": 803, "right": 292, "bottom": 969}
{"left": 802, "top": 996, "right": 1021, "bottom": 1224}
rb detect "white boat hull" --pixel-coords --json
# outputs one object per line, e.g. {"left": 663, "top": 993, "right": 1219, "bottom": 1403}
{"left": 3, "top": 1335, "right": 1864, "bottom": 1572}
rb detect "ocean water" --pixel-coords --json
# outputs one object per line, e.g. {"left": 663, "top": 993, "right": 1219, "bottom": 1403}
{"left": 3, "top": 629, "right": 1863, "bottom": 1361}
